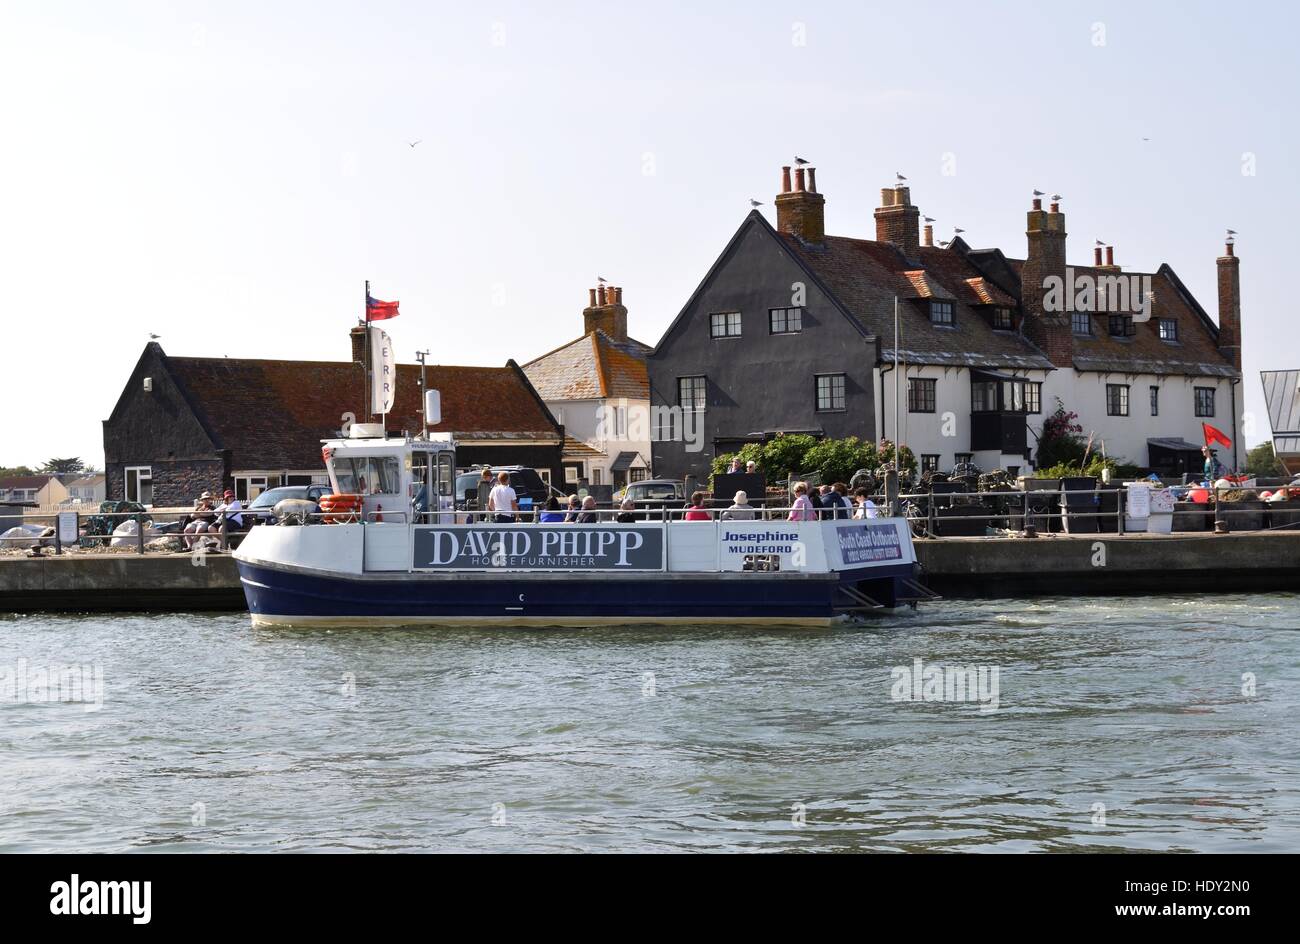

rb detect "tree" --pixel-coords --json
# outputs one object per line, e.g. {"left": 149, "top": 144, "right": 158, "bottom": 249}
{"left": 38, "top": 457, "right": 86, "bottom": 474}
{"left": 0, "top": 465, "right": 35, "bottom": 478}
{"left": 1244, "top": 441, "right": 1286, "bottom": 477}
{"left": 1036, "top": 398, "right": 1085, "bottom": 468}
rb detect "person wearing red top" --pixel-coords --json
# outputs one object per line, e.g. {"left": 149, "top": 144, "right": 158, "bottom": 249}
{"left": 684, "top": 491, "right": 711, "bottom": 521}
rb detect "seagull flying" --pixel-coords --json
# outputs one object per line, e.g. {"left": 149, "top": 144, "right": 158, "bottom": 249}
{"left": 749, "top": 198, "right": 764, "bottom": 207}
{"left": 794, "top": 156, "right": 810, "bottom": 166}
{"left": 953, "top": 227, "right": 966, "bottom": 235}
{"left": 407, "top": 140, "right": 422, "bottom": 148}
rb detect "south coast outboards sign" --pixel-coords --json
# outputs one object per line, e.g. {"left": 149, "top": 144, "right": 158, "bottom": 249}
{"left": 835, "top": 522, "right": 904, "bottom": 565}
{"left": 413, "top": 526, "right": 665, "bottom": 570}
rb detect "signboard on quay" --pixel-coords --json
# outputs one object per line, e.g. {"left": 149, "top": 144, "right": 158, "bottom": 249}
{"left": 413, "top": 526, "right": 665, "bottom": 571}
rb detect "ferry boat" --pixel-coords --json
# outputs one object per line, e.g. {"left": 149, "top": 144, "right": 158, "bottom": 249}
{"left": 232, "top": 425, "right": 930, "bottom": 627}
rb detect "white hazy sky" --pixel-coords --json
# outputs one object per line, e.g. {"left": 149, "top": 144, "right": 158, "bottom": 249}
{"left": 2, "top": 0, "right": 1296, "bottom": 468}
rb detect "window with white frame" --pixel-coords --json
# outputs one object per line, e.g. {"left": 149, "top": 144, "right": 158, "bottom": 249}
{"left": 815, "top": 373, "right": 846, "bottom": 411}
{"left": 709, "top": 311, "right": 741, "bottom": 338}
{"left": 769, "top": 307, "right": 803, "bottom": 334}
{"left": 124, "top": 466, "right": 153, "bottom": 505}
{"left": 678, "top": 376, "right": 707, "bottom": 410}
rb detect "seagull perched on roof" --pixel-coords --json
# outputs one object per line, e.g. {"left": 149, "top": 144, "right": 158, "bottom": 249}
{"left": 794, "top": 156, "right": 810, "bottom": 166}
{"left": 597, "top": 276, "right": 608, "bottom": 284}
{"left": 938, "top": 240, "right": 950, "bottom": 248}
{"left": 1226, "top": 228, "right": 1237, "bottom": 236}
{"left": 895, "top": 172, "right": 907, "bottom": 184}
{"left": 749, "top": 198, "right": 764, "bottom": 207}
{"left": 953, "top": 227, "right": 966, "bottom": 235}
{"left": 1032, "top": 189, "right": 1045, "bottom": 198}
{"left": 1095, "top": 239, "right": 1106, "bottom": 247}
{"left": 923, "top": 216, "right": 935, "bottom": 224}
{"left": 149, "top": 333, "right": 160, "bottom": 339}
{"left": 1051, "top": 193, "right": 1062, "bottom": 201}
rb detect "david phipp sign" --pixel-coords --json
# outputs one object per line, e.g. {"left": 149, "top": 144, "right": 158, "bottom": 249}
{"left": 413, "top": 526, "right": 664, "bottom": 570}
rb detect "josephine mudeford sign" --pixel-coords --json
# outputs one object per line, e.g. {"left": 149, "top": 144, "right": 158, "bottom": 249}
{"left": 414, "top": 526, "right": 664, "bottom": 570}
{"left": 836, "top": 522, "right": 903, "bottom": 565}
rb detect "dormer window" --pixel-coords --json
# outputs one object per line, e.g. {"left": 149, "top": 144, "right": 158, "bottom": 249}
{"left": 1072, "top": 312, "right": 1092, "bottom": 336}
{"left": 929, "top": 300, "right": 954, "bottom": 326}
{"left": 1108, "top": 314, "right": 1136, "bottom": 337}
{"left": 991, "top": 307, "right": 1014, "bottom": 331}
{"left": 1158, "top": 318, "right": 1179, "bottom": 341}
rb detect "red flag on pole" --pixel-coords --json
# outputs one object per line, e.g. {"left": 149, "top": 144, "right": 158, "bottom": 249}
{"left": 366, "top": 293, "right": 400, "bottom": 321}
{"left": 1202, "top": 422, "right": 1232, "bottom": 449}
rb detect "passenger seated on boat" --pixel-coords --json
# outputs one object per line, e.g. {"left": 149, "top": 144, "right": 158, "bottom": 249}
{"left": 788, "top": 482, "right": 816, "bottom": 522}
{"left": 487, "top": 471, "right": 519, "bottom": 524}
{"left": 822, "top": 483, "right": 851, "bottom": 520}
{"left": 577, "top": 495, "right": 599, "bottom": 524}
{"left": 684, "top": 491, "right": 711, "bottom": 521}
{"left": 852, "top": 488, "right": 879, "bottom": 519}
{"left": 721, "top": 490, "right": 757, "bottom": 521}
{"left": 539, "top": 496, "right": 565, "bottom": 523}
{"left": 615, "top": 498, "right": 637, "bottom": 523}
{"left": 563, "top": 495, "right": 581, "bottom": 523}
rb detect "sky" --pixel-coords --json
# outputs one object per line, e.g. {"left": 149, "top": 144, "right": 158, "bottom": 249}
{"left": 2, "top": 0, "right": 1297, "bottom": 469}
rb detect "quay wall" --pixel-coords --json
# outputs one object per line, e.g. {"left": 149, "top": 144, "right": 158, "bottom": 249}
{"left": 1, "top": 532, "right": 1297, "bottom": 613}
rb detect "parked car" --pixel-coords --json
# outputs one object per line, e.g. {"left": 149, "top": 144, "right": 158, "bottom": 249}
{"left": 614, "top": 478, "right": 687, "bottom": 518}
{"left": 244, "top": 484, "right": 332, "bottom": 524}
{"left": 454, "top": 467, "right": 552, "bottom": 519}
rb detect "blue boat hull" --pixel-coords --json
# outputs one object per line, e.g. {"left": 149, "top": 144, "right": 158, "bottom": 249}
{"left": 235, "top": 560, "right": 921, "bottom": 627}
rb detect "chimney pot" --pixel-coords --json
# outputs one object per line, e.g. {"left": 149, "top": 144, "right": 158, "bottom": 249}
{"left": 588, "top": 288, "right": 597, "bottom": 306}
{"left": 1049, "top": 202, "right": 1060, "bottom": 214}
{"left": 923, "top": 224, "right": 934, "bottom": 247}
{"left": 781, "top": 166, "right": 792, "bottom": 193}
{"left": 1094, "top": 247, "right": 1103, "bottom": 266}
{"left": 596, "top": 285, "right": 607, "bottom": 305}
{"left": 1032, "top": 198, "right": 1042, "bottom": 210}
{"left": 807, "top": 167, "right": 817, "bottom": 193}
{"left": 794, "top": 167, "right": 805, "bottom": 192}
{"left": 1105, "top": 246, "right": 1114, "bottom": 267}
{"left": 1225, "top": 241, "right": 1235, "bottom": 256}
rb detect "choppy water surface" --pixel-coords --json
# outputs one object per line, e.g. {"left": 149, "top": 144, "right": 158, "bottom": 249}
{"left": 2, "top": 595, "right": 1298, "bottom": 852}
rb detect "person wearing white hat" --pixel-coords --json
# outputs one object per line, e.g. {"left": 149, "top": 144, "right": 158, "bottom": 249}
{"left": 722, "top": 490, "right": 757, "bottom": 520}
{"left": 184, "top": 490, "right": 217, "bottom": 550}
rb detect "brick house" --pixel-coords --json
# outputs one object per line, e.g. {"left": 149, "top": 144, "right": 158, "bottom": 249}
{"left": 646, "top": 163, "right": 1243, "bottom": 481}
{"left": 103, "top": 334, "right": 565, "bottom": 506}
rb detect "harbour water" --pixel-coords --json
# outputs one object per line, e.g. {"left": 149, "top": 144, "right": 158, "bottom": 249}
{"left": 2, "top": 594, "right": 1298, "bottom": 853}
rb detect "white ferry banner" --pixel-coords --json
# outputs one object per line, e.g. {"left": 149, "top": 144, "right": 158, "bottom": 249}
{"left": 834, "top": 521, "right": 906, "bottom": 566}
{"left": 413, "top": 526, "right": 665, "bottom": 571}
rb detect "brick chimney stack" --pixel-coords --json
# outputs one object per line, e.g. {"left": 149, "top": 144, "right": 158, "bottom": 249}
{"left": 923, "top": 224, "right": 934, "bottom": 247}
{"left": 774, "top": 164, "right": 826, "bottom": 243}
{"left": 584, "top": 285, "right": 629, "bottom": 341}
{"left": 350, "top": 324, "right": 366, "bottom": 363}
{"left": 1096, "top": 244, "right": 1120, "bottom": 272}
{"left": 875, "top": 186, "right": 920, "bottom": 259}
{"left": 1217, "top": 241, "right": 1242, "bottom": 371}
{"left": 1021, "top": 197, "right": 1073, "bottom": 368}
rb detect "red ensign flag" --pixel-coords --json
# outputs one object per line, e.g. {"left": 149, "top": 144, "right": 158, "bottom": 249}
{"left": 366, "top": 293, "right": 400, "bottom": 321}
{"left": 1202, "top": 422, "right": 1232, "bottom": 449}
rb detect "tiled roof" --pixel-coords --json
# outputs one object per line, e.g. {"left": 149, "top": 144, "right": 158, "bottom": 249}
{"left": 781, "top": 234, "right": 1055, "bottom": 370}
{"left": 524, "top": 330, "right": 650, "bottom": 400}
{"left": 562, "top": 436, "right": 605, "bottom": 458}
{"left": 0, "top": 475, "right": 57, "bottom": 490}
{"left": 67, "top": 474, "right": 106, "bottom": 486}
{"left": 165, "top": 353, "right": 561, "bottom": 470}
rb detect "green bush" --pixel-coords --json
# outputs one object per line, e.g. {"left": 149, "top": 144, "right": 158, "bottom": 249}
{"left": 1244, "top": 441, "right": 1286, "bottom": 477}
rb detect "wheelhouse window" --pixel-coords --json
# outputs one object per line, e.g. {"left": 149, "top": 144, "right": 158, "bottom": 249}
{"left": 678, "top": 376, "right": 707, "bottom": 411}
{"left": 1195, "top": 386, "right": 1216, "bottom": 417}
{"left": 769, "top": 307, "right": 803, "bottom": 334}
{"left": 1108, "top": 314, "right": 1136, "bottom": 337}
{"left": 709, "top": 311, "right": 741, "bottom": 338}
{"left": 1158, "top": 318, "right": 1179, "bottom": 341}
{"left": 929, "top": 300, "right": 955, "bottom": 326}
{"left": 815, "top": 373, "right": 846, "bottom": 412}
{"left": 920, "top": 454, "right": 940, "bottom": 473}
{"left": 1150, "top": 385, "right": 1159, "bottom": 416}
{"left": 991, "top": 307, "right": 1014, "bottom": 331}
{"left": 908, "top": 377, "right": 936, "bottom": 413}
{"left": 1106, "top": 384, "right": 1130, "bottom": 416}
{"left": 1071, "top": 312, "right": 1092, "bottom": 336}
{"left": 124, "top": 466, "right": 153, "bottom": 505}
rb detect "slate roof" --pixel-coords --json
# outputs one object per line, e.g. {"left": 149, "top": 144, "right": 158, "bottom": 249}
{"left": 1262, "top": 370, "right": 1300, "bottom": 436}
{"left": 524, "top": 330, "right": 651, "bottom": 401}
{"left": 163, "top": 351, "right": 561, "bottom": 471}
{"left": 0, "top": 475, "right": 59, "bottom": 491}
